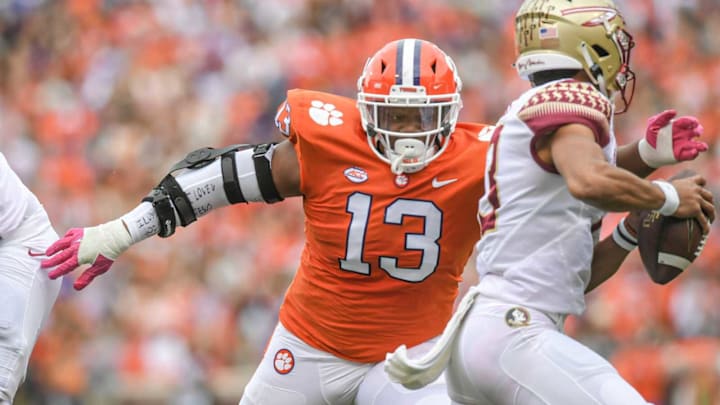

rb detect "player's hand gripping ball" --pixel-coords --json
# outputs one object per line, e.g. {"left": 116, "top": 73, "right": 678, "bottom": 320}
{"left": 638, "top": 171, "right": 710, "bottom": 284}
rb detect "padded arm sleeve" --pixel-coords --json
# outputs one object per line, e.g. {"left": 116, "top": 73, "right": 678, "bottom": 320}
{"left": 134, "top": 143, "right": 283, "bottom": 238}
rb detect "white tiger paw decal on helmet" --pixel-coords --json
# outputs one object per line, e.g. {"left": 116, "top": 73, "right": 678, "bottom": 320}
{"left": 309, "top": 100, "right": 344, "bottom": 127}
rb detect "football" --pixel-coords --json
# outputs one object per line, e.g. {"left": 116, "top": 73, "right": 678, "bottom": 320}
{"left": 637, "top": 171, "right": 709, "bottom": 284}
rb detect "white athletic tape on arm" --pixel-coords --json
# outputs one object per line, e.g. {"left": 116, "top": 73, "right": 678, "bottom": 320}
{"left": 79, "top": 218, "right": 133, "bottom": 262}
{"left": 121, "top": 202, "right": 160, "bottom": 243}
{"left": 638, "top": 122, "right": 674, "bottom": 168}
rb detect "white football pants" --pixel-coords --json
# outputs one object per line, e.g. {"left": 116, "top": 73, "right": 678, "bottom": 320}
{"left": 0, "top": 207, "right": 61, "bottom": 403}
{"left": 239, "top": 322, "right": 452, "bottom": 405}
{"left": 446, "top": 295, "right": 651, "bottom": 405}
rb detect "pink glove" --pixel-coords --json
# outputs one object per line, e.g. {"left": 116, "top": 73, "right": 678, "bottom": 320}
{"left": 639, "top": 109, "right": 708, "bottom": 168}
{"left": 41, "top": 220, "right": 132, "bottom": 290}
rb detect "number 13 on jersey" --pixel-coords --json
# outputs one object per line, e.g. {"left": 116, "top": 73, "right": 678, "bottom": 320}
{"left": 339, "top": 192, "right": 442, "bottom": 283}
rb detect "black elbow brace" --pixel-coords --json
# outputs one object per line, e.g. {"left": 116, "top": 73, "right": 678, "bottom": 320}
{"left": 143, "top": 142, "right": 283, "bottom": 238}
{"left": 143, "top": 187, "right": 177, "bottom": 238}
{"left": 144, "top": 144, "right": 248, "bottom": 238}
{"left": 142, "top": 174, "right": 198, "bottom": 239}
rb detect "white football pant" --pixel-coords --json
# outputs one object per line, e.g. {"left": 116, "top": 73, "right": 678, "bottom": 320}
{"left": 0, "top": 208, "right": 61, "bottom": 403}
{"left": 239, "top": 322, "right": 452, "bottom": 405}
{"left": 446, "top": 295, "right": 651, "bottom": 405}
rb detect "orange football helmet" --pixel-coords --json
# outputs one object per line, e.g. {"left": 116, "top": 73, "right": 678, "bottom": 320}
{"left": 357, "top": 39, "right": 462, "bottom": 174}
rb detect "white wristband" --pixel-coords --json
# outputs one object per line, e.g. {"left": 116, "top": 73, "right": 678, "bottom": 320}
{"left": 652, "top": 180, "right": 680, "bottom": 216}
{"left": 612, "top": 218, "right": 638, "bottom": 251}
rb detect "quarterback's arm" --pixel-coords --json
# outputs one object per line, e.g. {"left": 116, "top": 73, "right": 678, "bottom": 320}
{"left": 616, "top": 141, "right": 653, "bottom": 178}
{"left": 585, "top": 236, "right": 632, "bottom": 293}
{"left": 41, "top": 140, "right": 301, "bottom": 290}
{"left": 585, "top": 212, "right": 641, "bottom": 293}
{"left": 550, "top": 124, "right": 668, "bottom": 210}
{"left": 548, "top": 124, "right": 714, "bottom": 232}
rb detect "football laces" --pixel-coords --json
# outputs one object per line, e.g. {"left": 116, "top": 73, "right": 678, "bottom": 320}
{"left": 694, "top": 233, "right": 709, "bottom": 258}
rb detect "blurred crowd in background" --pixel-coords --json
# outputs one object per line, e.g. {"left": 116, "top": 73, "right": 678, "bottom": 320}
{"left": 1, "top": 0, "right": 719, "bottom": 404}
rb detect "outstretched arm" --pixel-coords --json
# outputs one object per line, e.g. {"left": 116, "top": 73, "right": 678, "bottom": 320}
{"left": 42, "top": 140, "right": 301, "bottom": 290}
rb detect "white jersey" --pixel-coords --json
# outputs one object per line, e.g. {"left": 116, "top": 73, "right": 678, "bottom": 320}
{"left": 0, "top": 152, "right": 43, "bottom": 239}
{"left": 475, "top": 79, "right": 616, "bottom": 316}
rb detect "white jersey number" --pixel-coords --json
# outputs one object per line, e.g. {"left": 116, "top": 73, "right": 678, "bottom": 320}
{"left": 339, "top": 192, "right": 442, "bottom": 282}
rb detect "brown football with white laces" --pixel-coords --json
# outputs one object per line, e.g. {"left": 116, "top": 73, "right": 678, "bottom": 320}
{"left": 637, "top": 171, "right": 708, "bottom": 284}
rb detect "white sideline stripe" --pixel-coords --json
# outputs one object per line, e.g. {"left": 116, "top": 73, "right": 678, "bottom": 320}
{"left": 657, "top": 253, "right": 691, "bottom": 270}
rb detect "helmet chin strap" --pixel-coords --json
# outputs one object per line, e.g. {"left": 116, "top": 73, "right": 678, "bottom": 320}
{"left": 390, "top": 138, "right": 427, "bottom": 175}
{"left": 390, "top": 156, "right": 405, "bottom": 175}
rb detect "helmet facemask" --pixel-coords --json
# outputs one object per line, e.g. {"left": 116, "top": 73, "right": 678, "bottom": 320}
{"left": 606, "top": 26, "right": 636, "bottom": 113}
{"left": 579, "top": 18, "right": 636, "bottom": 113}
{"left": 358, "top": 86, "right": 460, "bottom": 174}
{"left": 356, "top": 38, "right": 463, "bottom": 175}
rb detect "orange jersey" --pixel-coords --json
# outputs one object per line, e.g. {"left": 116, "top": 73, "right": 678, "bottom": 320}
{"left": 274, "top": 89, "right": 489, "bottom": 362}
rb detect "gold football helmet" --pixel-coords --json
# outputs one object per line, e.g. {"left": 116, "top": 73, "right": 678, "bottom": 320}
{"left": 514, "top": 0, "right": 635, "bottom": 112}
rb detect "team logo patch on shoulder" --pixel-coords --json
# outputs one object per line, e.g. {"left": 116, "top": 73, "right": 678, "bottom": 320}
{"left": 274, "top": 101, "right": 291, "bottom": 136}
{"left": 309, "top": 100, "right": 344, "bottom": 127}
{"left": 505, "top": 307, "right": 531, "bottom": 328}
{"left": 273, "top": 348, "right": 295, "bottom": 375}
{"left": 344, "top": 167, "right": 368, "bottom": 183}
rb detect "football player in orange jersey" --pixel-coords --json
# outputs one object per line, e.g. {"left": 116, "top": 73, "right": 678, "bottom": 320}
{"left": 41, "top": 38, "right": 491, "bottom": 404}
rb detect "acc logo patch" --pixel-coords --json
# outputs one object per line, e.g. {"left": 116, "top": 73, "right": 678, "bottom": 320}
{"left": 309, "top": 100, "right": 344, "bottom": 127}
{"left": 344, "top": 167, "right": 368, "bottom": 183}
{"left": 505, "top": 307, "right": 531, "bottom": 328}
{"left": 273, "top": 348, "right": 295, "bottom": 375}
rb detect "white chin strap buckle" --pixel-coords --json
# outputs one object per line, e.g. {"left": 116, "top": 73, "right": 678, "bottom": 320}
{"left": 390, "top": 138, "right": 426, "bottom": 174}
